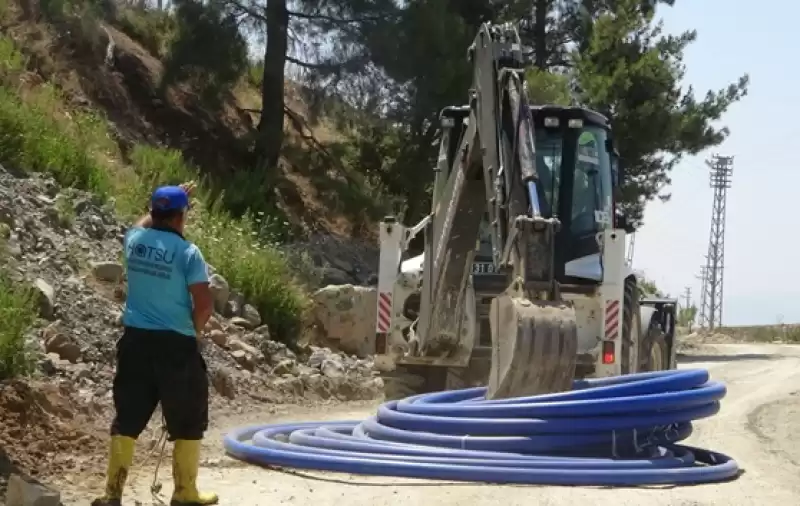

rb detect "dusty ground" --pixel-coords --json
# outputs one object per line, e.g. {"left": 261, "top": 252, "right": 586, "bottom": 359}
{"left": 56, "top": 343, "right": 800, "bottom": 506}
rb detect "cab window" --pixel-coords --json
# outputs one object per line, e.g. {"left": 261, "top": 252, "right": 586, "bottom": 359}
{"left": 570, "top": 126, "right": 613, "bottom": 237}
{"left": 534, "top": 130, "right": 563, "bottom": 217}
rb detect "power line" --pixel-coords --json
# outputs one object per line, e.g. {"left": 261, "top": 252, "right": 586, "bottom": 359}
{"left": 699, "top": 154, "right": 733, "bottom": 330}
{"left": 683, "top": 286, "right": 693, "bottom": 332}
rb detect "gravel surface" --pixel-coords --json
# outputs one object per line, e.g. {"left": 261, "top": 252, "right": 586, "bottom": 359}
{"left": 54, "top": 343, "right": 800, "bottom": 506}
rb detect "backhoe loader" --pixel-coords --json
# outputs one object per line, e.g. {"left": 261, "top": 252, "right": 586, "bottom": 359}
{"left": 373, "top": 22, "right": 677, "bottom": 400}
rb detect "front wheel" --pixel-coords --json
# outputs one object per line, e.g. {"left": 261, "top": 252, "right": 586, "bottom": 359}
{"left": 381, "top": 365, "right": 426, "bottom": 400}
{"left": 381, "top": 364, "right": 447, "bottom": 400}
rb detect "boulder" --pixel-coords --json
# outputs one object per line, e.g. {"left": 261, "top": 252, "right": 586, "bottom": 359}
{"left": 91, "top": 261, "right": 124, "bottom": 282}
{"left": 308, "top": 284, "right": 377, "bottom": 357}
{"left": 241, "top": 304, "right": 261, "bottom": 328}
{"left": 207, "top": 329, "right": 228, "bottom": 348}
{"left": 208, "top": 274, "right": 230, "bottom": 313}
{"left": 33, "top": 278, "right": 55, "bottom": 320}
{"left": 43, "top": 333, "right": 82, "bottom": 363}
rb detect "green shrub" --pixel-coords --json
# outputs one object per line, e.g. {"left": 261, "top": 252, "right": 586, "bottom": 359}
{"left": 191, "top": 205, "right": 309, "bottom": 343}
{"left": 130, "top": 143, "right": 195, "bottom": 183}
{"left": 115, "top": 7, "right": 176, "bottom": 57}
{"left": 0, "top": 37, "right": 24, "bottom": 74}
{"left": 0, "top": 269, "right": 37, "bottom": 380}
{"left": 785, "top": 327, "right": 800, "bottom": 343}
{"left": 0, "top": 86, "right": 111, "bottom": 195}
{"left": 246, "top": 60, "right": 263, "bottom": 88}
{"left": 39, "top": 0, "right": 115, "bottom": 24}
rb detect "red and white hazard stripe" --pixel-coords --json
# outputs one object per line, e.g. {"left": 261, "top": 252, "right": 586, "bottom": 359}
{"left": 376, "top": 291, "right": 392, "bottom": 333}
{"left": 605, "top": 299, "right": 620, "bottom": 340}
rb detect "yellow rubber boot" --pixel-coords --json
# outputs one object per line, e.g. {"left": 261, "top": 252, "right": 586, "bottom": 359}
{"left": 170, "top": 439, "right": 219, "bottom": 506}
{"left": 90, "top": 435, "right": 136, "bottom": 506}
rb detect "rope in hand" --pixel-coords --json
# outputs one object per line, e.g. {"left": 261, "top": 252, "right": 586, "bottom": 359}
{"left": 149, "top": 413, "right": 168, "bottom": 501}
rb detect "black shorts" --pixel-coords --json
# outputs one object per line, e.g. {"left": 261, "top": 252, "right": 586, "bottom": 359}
{"left": 110, "top": 327, "right": 209, "bottom": 441}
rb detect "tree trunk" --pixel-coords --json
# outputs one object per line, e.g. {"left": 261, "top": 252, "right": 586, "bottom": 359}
{"left": 533, "top": 0, "right": 548, "bottom": 69}
{"left": 256, "top": 0, "right": 289, "bottom": 179}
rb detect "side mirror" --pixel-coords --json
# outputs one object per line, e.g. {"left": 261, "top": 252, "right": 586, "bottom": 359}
{"left": 605, "top": 138, "right": 622, "bottom": 187}
{"left": 611, "top": 154, "right": 622, "bottom": 187}
{"left": 615, "top": 210, "right": 636, "bottom": 234}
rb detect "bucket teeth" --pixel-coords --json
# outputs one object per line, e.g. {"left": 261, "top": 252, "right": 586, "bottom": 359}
{"left": 487, "top": 296, "right": 578, "bottom": 399}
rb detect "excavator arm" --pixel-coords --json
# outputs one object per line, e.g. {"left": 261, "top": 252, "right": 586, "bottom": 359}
{"left": 412, "top": 22, "right": 578, "bottom": 399}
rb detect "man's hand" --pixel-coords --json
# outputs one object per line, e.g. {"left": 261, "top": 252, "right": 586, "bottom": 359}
{"left": 180, "top": 181, "right": 197, "bottom": 197}
{"left": 180, "top": 181, "right": 199, "bottom": 209}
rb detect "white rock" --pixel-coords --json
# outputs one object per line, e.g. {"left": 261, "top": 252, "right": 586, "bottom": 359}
{"left": 321, "top": 358, "right": 345, "bottom": 378}
{"left": 33, "top": 278, "right": 55, "bottom": 320}
{"left": 91, "top": 261, "right": 124, "bottom": 282}
{"left": 242, "top": 304, "right": 261, "bottom": 328}
{"left": 5, "top": 474, "right": 61, "bottom": 506}
{"left": 208, "top": 274, "right": 230, "bottom": 313}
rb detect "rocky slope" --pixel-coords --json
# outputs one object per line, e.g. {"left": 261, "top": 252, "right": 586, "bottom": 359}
{"left": 0, "top": 163, "right": 383, "bottom": 496}
{"left": 282, "top": 234, "right": 379, "bottom": 288}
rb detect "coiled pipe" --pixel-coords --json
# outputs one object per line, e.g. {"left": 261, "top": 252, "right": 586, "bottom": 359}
{"left": 223, "top": 369, "right": 740, "bottom": 486}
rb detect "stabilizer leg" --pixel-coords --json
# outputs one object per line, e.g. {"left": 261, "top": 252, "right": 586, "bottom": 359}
{"left": 487, "top": 295, "right": 577, "bottom": 399}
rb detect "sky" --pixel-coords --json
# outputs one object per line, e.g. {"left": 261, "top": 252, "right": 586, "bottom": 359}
{"left": 634, "top": 0, "right": 797, "bottom": 325}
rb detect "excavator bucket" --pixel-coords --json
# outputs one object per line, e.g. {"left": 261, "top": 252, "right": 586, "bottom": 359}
{"left": 486, "top": 295, "right": 578, "bottom": 399}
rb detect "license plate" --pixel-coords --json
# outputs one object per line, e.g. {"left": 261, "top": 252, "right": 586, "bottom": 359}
{"left": 472, "top": 262, "right": 496, "bottom": 274}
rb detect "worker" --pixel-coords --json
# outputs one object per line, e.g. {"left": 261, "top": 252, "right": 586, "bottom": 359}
{"left": 91, "top": 182, "right": 218, "bottom": 506}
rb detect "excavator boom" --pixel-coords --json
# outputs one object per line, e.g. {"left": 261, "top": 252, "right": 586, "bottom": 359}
{"left": 411, "top": 22, "right": 578, "bottom": 399}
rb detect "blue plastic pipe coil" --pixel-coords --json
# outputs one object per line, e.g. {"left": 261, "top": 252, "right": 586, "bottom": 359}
{"left": 223, "top": 369, "right": 740, "bottom": 486}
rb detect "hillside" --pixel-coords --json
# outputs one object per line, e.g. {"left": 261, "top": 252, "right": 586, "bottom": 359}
{"left": 1, "top": 0, "right": 385, "bottom": 240}
{"left": 0, "top": 0, "right": 390, "bottom": 498}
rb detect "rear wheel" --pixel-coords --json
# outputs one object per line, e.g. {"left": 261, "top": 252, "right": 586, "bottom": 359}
{"left": 640, "top": 325, "right": 669, "bottom": 371}
{"left": 621, "top": 277, "right": 640, "bottom": 374}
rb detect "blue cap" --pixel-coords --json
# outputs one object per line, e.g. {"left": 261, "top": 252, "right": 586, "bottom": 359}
{"left": 151, "top": 186, "right": 189, "bottom": 211}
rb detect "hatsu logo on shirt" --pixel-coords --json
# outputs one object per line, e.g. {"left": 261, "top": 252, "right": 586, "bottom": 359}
{"left": 127, "top": 241, "right": 176, "bottom": 265}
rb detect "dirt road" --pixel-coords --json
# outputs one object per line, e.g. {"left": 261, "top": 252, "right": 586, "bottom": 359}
{"left": 60, "top": 343, "right": 800, "bottom": 505}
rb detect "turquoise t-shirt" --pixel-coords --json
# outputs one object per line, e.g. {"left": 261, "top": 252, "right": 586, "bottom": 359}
{"left": 122, "top": 226, "right": 209, "bottom": 337}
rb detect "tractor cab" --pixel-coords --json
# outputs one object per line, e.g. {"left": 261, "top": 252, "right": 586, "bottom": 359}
{"left": 438, "top": 105, "right": 621, "bottom": 285}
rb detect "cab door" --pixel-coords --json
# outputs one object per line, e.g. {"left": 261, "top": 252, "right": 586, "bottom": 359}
{"left": 558, "top": 125, "right": 614, "bottom": 282}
